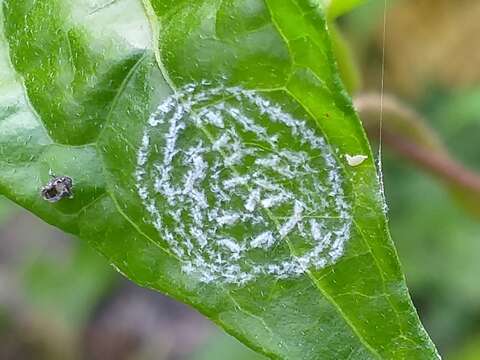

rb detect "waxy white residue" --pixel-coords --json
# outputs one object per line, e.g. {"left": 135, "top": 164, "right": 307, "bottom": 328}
{"left": 135, "top": 83, "right": 353, "bottom": 285}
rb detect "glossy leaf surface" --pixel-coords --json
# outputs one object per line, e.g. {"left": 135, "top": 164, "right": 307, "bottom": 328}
{"left": 0, "top": 0, "right": 438, "bottom": 359}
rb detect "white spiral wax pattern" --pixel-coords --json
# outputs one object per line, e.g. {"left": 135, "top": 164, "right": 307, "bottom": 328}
{"left": 135, "top": 84, "right": 352, "bottom": 284}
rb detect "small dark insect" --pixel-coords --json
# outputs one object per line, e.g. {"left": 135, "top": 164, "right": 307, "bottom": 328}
{"left": 41, "top": 174, "right": 74, "bottom": 203}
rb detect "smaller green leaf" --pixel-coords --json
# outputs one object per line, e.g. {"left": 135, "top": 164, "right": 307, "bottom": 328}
{"left": 330, "top": 23, "right": 362, "bottom": 93}
{"left": 320, "top": 0, "right": 368, "bottom": 18}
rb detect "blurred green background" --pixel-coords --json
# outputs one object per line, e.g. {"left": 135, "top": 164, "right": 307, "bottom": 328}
{"left": 1, "top": 0, "right": 480, "bottom": 359}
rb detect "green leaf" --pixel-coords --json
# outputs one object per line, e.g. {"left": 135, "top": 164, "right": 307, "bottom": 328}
{"left": 329, "top": 23, "right": 361, "bottom": 94}
{"left": 0, "top": 0, "right": 439, "bottom": 359}
{"left": 329, "top": 0, "right": 367, "bottom": 18}
{"left": 319, "top": 0, "right": 368, "bottom": 18}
